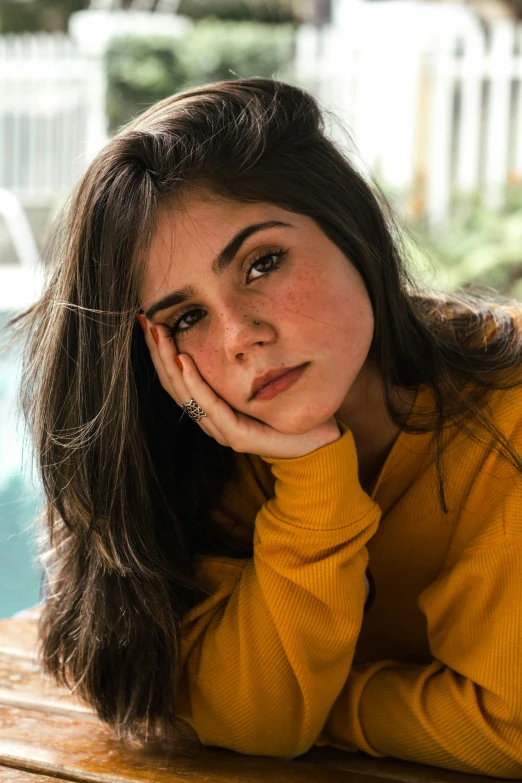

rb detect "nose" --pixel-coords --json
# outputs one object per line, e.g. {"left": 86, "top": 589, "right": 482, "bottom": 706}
{"left": 220, "top": 308, "right": 276, "bottom": 362}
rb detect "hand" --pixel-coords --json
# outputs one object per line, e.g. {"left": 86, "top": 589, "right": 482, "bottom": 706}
{"left": 140, "top": 320, "right": 341, "bottom": 459}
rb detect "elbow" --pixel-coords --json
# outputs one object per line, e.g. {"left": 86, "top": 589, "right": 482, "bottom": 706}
{"left": 220, "top": 739, "right": 312, "bottom": 759}
{"left": 469, "top": 699, "right": 522, "bottom": 778}
{"left": 191, "top": 702, "right": 322, "bottom": 759}
{"left": 202, "top": 735, "right": 315, "bottom": 759}
{"left": 459, "top": 715, "right": 522, "bottom": 778}
{"left": 196, "top": 719, "right": 318, "bottom": 759}
{"left": 473, "top": 743, "right": 522, "bottom": 778}
{"left": 185, "top": 669, "right": 333, "bottom": 759}
{"left": 464, "top": 753, "right": 522, "bottom": 779}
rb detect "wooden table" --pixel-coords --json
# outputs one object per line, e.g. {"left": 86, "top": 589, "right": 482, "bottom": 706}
{"left": 0, "top": 610, "right": 510, "bottom": 783}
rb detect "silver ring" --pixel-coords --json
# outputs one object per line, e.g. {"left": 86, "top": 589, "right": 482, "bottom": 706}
{"left": 180, "top": 399, "right": 207, "bottom": 422}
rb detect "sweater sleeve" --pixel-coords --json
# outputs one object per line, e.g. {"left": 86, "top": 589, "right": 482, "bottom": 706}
{"left": 319, "top": 541, "right": 522, "bottom": 777}
{"left": 177, "top": 428, "right": 381, "bottom": 758}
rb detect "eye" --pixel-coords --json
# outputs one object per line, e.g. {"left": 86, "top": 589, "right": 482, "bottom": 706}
{"left": 246, "top": 249, "right": 287, "bottom": 283}
{"left": 167, "top": 307, "right": 206, "bottom": 338}
{"left": 165, "top": 248, "right": 288, "bottom": 339}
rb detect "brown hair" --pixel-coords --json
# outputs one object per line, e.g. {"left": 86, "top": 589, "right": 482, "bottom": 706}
{"left": 11, "top": 77, "right": 522, "bottom": 744}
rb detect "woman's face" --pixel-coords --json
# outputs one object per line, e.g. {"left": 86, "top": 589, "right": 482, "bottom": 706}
{"left": 141, "top": 192, "right": 374, "bottom": 434}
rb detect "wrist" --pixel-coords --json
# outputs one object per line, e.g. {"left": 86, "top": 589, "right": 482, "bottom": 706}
{"left": 262, "top": 429, "right": 376, "bottom": 530}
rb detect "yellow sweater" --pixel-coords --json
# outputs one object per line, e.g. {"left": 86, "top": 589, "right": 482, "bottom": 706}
{"left": 178, "top": 381, "right": 522, "bottom": 777}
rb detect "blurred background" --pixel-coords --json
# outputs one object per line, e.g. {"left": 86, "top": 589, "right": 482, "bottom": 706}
{"left": 0, "top": 0, "right": 521, "bottom": 617}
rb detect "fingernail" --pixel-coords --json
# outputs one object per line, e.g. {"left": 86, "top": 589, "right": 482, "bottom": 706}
{"left": 150, "top": 327, "right": 159, "bottom": 345}
{"left": 175, "top": 355, "right": 183, "bottom": 372}
{"left": 136, "top": 314, "right": 146, "bottom": 332}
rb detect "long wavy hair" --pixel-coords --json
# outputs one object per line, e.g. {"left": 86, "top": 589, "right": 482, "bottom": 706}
{"left": 11, "top": 77, "right": 522, "bottom": 745}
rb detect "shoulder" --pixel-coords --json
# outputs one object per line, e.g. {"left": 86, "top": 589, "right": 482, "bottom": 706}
{"left": 484, "top": 368, "right": 522, "bottom": 436}
{"left": 463, "top": 364, "right": 522, "bottom": 467}
{"left": 444, "top": 366, "right": 522, "bottom": 549}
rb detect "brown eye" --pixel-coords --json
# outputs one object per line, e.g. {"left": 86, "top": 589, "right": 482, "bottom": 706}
{"left": 246, "top": 249, "right": 288, "bottom": 283}
{"left": 168, "top": 308, "right": 206, "bottom": 337}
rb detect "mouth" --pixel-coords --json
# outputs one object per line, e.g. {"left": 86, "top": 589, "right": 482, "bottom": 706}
{"left": 250, "top": 363, "right": 310, "bottom": 402}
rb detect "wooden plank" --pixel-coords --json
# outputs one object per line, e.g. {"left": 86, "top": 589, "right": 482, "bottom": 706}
{"left": 300, "top": 746, "right": 518, "bottom": 783}
{"left": 0, "top": 705, "right": 381, "bottom": 783}
{"left": 9, "top": 609, "right": 41, "bottom": 623}
{"left": 0, "top": 622, "right": 39, "bottom": 662}
{"left": 0, "top": 652, "right": 95, "bottom": 720}
{"left": 0, "top": 765, "right": 75, "bottom": 782}
{"left": 0, "top": 618, "right": 508, "bottom": 782}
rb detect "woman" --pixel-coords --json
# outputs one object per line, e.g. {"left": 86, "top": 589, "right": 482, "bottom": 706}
{"left": 15, "top": 78, "right": 522, "bottom": 777}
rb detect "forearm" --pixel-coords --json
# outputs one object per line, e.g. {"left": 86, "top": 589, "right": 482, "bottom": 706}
{"left": 321, "top": 660, "right": 522, "bottom": 777}
{"left": 180, "top": 428, "right": 380, "bottom": 757}
{"left": 320, "top": 543, "right": 522, "bottom": 777}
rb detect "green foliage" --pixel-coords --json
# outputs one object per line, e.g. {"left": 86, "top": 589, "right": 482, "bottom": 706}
{"left": 0, "top": 0, "right": 86, "bottom": 33}
{"left": 1, "top": 0, "right": 298, "bottom": 34}
{"left": 177, "top": 0, "right": 297, "bottom": 23}
{"left": 177, "top": 19, "right": 295, "bottom": 83}
{"left": 105, "top": 20, "right": 295, "bottom": 132}
{"left": 105, "top": 37, "right": 187, "bottom": 134}
{"left": 404, "top": 186, "right": 522, "bottom": 299}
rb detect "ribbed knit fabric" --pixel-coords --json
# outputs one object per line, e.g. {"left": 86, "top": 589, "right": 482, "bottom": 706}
{"left": 178, "top": 382, "right": 522, "bottom": 777}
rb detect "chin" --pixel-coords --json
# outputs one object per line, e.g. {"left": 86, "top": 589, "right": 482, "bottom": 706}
{"left": 262, "top": 405, "right": 334, "bottom": 435}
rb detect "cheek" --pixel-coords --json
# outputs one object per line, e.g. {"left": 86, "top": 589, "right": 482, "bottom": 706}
{"left": 339, "top": 293, "right": 374, "bottom": 353}
{"left": 185, "top": 341, "right": 220, "bottom": 382}
{"left": 268, "top": 267, "right": 324, "bottom": 333}
{"left": 181, "top": 339, "right": 235, "bottom": 401}
{"left": 281, "top": 266, "right": 372, "bottom": 353}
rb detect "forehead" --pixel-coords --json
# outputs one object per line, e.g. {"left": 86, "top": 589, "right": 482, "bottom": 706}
{"left": 141, "top": 192, "right": 295, "bottom": 306}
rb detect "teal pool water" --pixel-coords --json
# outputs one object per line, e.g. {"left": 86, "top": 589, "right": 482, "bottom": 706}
{"left": 0, "top": 312, "right": 43, "bottom": 619}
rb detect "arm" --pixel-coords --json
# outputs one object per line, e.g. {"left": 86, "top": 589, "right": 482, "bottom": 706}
{"left": 320, "top": 542, "right": 522, "bottom": 777}
{"left": 178, "top": 428, "right": 381, "bottom": 758}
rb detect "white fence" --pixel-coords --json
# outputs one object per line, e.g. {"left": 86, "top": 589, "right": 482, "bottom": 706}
{"left": 296, "top": 2, "right": 522, "bottom": 231}
{"left": 0, "top": 32, "right": 106, "bottom": 203}
{"left": 1, "top": 5, "right": 521, "bottom": 232}
{"left": 0, "top": 11, "right": 189, "bottom": 207}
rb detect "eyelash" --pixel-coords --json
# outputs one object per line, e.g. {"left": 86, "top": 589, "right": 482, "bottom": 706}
{"left": 166, "top": 248, "right": 288, "bottom": 338}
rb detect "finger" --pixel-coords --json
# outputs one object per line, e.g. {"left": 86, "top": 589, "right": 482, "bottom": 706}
{"left": 141, "top": 319, "right": 188, "bottom": 407}
{"left": 170, "top": 350, "right": 242, "bottom": 443}
{"left": 139, "top": 319, "right": 224, "bottom": 440}
{"left": 151, "top": 327, "right": 222, "bottom": 439}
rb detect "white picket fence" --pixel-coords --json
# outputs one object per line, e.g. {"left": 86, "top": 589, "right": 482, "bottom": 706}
{"left": 0, "top": 4, "right": 521, "bottom": 232}
{"left": 295, "top": 2, "right": 522, "bottom": 231}
{"left": 0, "top": 32, "right": 106, "bottom": 202}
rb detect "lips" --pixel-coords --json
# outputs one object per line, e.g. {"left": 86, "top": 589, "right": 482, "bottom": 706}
{"left": 249, "top": 363, "right": 309, "bottom": 401}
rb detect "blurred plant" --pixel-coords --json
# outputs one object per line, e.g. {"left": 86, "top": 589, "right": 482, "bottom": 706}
{"left": 105, "top": 36, "right": 187, "bottom": 134}
{"left": 402, "top": 185, "right": 522, "bottom": 299}
{"left": 176, "top": 19, "right": 295, "bottom": 83}
{"left": 0, "top": 0, "right": 86, "bottom": 33}
{"left": 177, "top": 0, "right": 298, "bottom": 23}
{"left": 105, "top": 20, "right": 295, "bottom": 132}
{"left": 1, "top": 0, "right": 301, "bottom": 33}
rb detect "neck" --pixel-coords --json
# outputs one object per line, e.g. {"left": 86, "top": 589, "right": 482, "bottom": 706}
{"left": 336, "top": 361, "right": 415, "bottom": 492}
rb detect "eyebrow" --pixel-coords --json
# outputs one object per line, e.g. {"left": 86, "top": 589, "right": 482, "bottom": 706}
{"left": 144, "top": 220, "right": 293, "bottom": 320}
